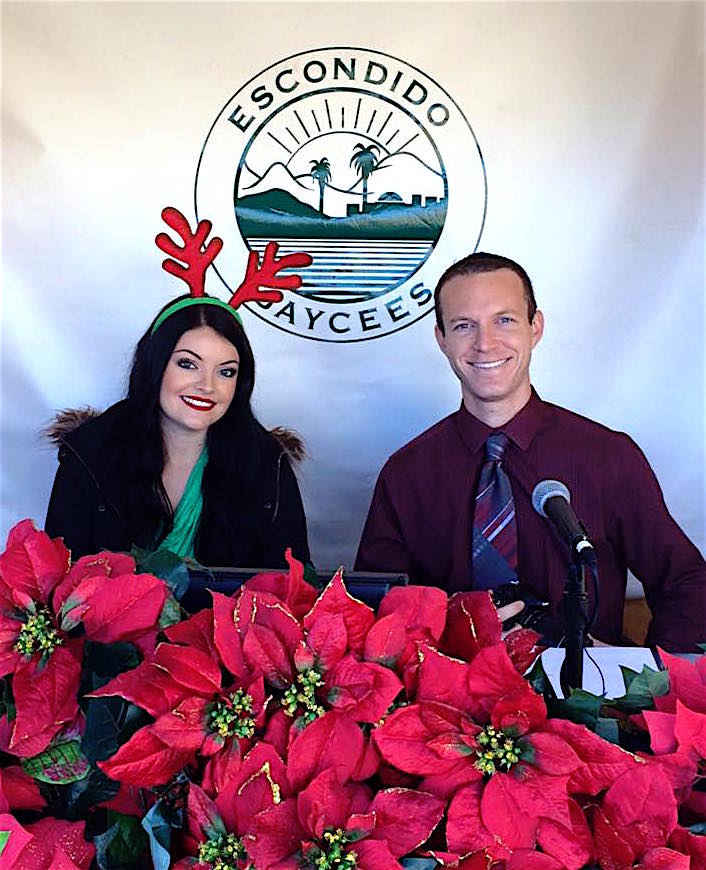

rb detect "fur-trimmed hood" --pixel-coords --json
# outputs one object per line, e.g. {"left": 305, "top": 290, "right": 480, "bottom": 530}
{"left": 45, "top": 407, "right": 306, "bottom": 463}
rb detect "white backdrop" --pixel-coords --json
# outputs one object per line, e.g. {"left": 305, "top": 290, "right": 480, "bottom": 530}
{"left": 2, "top": 2, "right": 704, "bottom": 587}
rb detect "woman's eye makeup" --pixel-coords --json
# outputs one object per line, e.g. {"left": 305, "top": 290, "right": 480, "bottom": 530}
{"left": 219, "top": 367, "right": 237, "bottom": 378}
{"left": 176, "top": 358, "right": 197, "bottom": 369}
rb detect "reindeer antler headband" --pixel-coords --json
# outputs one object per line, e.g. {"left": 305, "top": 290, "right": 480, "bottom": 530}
{"left": 151, "top": 206, "right": 312, "bottom": 333}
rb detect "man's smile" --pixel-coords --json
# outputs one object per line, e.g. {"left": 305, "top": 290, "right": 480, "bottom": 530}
{"left": 470, "top": 358, "right": 511, "bottom": 369}
{"left": 180, "top": 395, "right": 216, "bottom": 411}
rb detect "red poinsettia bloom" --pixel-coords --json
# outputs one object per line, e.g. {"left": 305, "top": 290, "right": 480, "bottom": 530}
{"left": 247, "top": 765, "right": 444, "bottom": 869}
{"left": 440, "top": 590, "right": 545, "bottom": 674}
{"left": 375, "top": 643, "right": 639, "bottom": 865}
{"left": 93, "top": 640, "right": 268, "bottom": 789}
{"left": 0, "top": 520, "right": 168, "bottom": 756}
{"left": 0, "top": 816, "right": 95, "bottom": 869}
{"left": 172, "top": 743, "right": 290, "bottom": 868}
{"left": 590, "top": 764, "right": 692, "bottom": 869}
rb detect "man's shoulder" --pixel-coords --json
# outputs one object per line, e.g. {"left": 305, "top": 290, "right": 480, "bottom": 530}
{"left": 382, "top": 412, "right": 460, "bottom": 473}
{"left": 540, "top": 398, "right": 635, "bottom": 448}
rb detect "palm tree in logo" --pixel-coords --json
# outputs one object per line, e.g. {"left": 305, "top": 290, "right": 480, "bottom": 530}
{"left": 309, "top": 157, "right": 331, "bottom": 214}
{"left": 350, "top": 143, "right": 380, "bottom": 208}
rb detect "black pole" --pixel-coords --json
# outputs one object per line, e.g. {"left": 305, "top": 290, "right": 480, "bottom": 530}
{"left": 559, "top": 559, "right": 588, "bottom": 695}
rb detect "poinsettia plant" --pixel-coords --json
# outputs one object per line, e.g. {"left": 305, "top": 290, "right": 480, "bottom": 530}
{"left": 0, "top": 520, "right": 704, "bottom": 870}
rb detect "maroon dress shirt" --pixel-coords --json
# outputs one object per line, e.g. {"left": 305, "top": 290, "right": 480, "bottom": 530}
{"left": 355, "top": 390, "right": 706, "bottom": 651}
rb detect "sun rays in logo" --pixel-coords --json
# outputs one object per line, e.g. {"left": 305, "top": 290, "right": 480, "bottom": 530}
{"left": 235, "top": 90, "right": 448, "bottom": 304}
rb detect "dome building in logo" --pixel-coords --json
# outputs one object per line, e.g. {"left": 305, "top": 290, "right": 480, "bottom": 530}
{"left": 196, "top": 47, "right": 486, "bottom": 342}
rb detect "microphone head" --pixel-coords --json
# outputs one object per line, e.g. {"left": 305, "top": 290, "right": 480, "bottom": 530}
{"left": 532, "top": 479, "right": 570, "bottom": 517}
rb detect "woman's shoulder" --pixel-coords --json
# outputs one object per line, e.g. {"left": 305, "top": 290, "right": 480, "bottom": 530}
{"left": 265, "top": 426, "right": 306, "bottom": 465}
{"left": 45, "top": 401, "right": 130, "bottom": 465}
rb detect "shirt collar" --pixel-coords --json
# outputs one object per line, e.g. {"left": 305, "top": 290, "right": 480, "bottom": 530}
{"left": 454, "top": 388, "right": 545, "bottom": 454}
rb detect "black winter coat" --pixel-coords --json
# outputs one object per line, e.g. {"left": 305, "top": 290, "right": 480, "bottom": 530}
{"left": 44, "top": 402, "right": 310, "bottom": 568}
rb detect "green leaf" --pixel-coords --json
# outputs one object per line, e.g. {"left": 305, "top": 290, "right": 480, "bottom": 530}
{"left": 400, "top": 860, "right": 438, "bottom": 869}
{"left": 141, "top": 801, "right": 181, "bottom": 870}
{"left": 81, "top": 695, "right": 151, "bottom": 765}
{"left": 158, "top": 594, "right": 181, "bottom": 630}
{"left": 612, "top": 665, "right": 669, "bottom": 713}
{"left": 0, "top": 677, "right": 16, "bottom": 722}
{"left": 595, "top": 717, "right": 620, "bottom": 744}
{"left": 697, "top": 643, "right": 706, "bottom": 653}
{"left": 107, "top": 811, "right": 148, "bottom": 865}
{"left": 689, "top": 821, "right": 706, "bottom": 835}
{"left": 132, "top": 547, "right": 191, "bottom": 600}
{"left": 0, "top": 831, "right": 9, "bottom": 856}
{"left": 80, "top": 640, "right": 141, "bottom": 697}
{"left": 93, "top": 821, "right": 119, "bottom": 870}
{"left": 551, "top": 689, "right": 604, "bottom": 728}
{"left": 22, "top": 739, "right": 89, "bottom": 784}
{"left": 526, "top": 657, "right": 557, "bottom": 700}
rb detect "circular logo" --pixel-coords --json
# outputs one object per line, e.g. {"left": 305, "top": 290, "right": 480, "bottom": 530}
{"left": 195, "top": 47, "right": 486, "bottom": 342}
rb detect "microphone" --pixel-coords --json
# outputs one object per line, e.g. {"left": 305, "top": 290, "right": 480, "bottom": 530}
{"left": 532, "top": 480, "right": 597, "bottom": 565}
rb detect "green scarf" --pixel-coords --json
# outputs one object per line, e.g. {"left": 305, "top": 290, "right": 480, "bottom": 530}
{"left": 158, "top": 449, "right": 208, "bottom": 559}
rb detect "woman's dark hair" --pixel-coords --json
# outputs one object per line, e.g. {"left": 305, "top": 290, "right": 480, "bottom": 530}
{"left": 108, "top": 296, "right": 267, "bottom": 558}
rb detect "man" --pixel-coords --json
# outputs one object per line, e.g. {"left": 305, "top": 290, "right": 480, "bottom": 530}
{"left": 355, "top": 253, "right": 705, "bottom": 651}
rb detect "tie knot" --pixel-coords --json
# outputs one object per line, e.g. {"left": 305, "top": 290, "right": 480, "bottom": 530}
{"left": 485, "top": 432, "right": 508, "bottom": 461}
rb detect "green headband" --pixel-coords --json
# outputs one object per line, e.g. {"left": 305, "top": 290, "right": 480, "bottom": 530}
{"left": 151, "top": 297, "right": 243, "bottom": 334}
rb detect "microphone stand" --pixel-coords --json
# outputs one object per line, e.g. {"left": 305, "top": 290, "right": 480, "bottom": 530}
{"left": 559, "top": 554, "right": 589, "bottom": 695}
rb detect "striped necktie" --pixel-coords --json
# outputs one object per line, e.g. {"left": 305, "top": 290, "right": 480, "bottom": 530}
{"left": 470, "top": 432, "right": 519, "bottom": 590}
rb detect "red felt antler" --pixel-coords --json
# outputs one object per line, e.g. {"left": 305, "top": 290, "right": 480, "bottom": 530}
{"left": 155, "top": 207, "right": 223, "bottom": 298}
{"left": 229, "top": 242, "right": 313, "bottom": 308}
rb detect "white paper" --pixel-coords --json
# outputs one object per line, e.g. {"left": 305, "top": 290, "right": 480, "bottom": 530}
{"left": 540, "top": 647, "right": 659, "bottom": 699}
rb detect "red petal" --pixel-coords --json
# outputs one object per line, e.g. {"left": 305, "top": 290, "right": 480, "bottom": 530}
{"left": 248, "top": 799, "right": 302, "bottom": 869}
{"left": 536, "top": 798, "right": 593, "bottom": 870}
{"left": 327, "top": 656, "right": 403, "bottom": 723}
{"left": 52, "top": 551, "right": 136, "bottom": 613}
{"left": 638, "top": 847, "right": 690, "bottom": 869}
{"left": 154, "top": 642, "right": 222, "bottom": 695}
{"left": 243, "top": 622, "right": 296, "bottom": 689}
{"left": 367, "top": 788, "right": 445, "bottom": 857}
{"left": 297, "top": 767, "right": 367, "bottom": 837}
{"left": 164, "top": 607, "right": 215, "bottom": 656}
{"left": 526, "top": 731, "right": 580, "bottom": 776}
{"left": 0, "top": 813, "right": 33, "bottom": 867}
{"left": 544, "top": 717, "right": 641, "bottom": 795}
{"left": 287, "top": 711, "right": 364, "bottom": 792}
{"left": 446, "top": 782, "right": 500, "bottom": 858}
{"left": 202, "top": 742, "right": 243, "bottom": 797}
{"left": 99, "top": 726, "right": 194, "bottom": 786}
{"left": 658, "top": 650, "right": 706, "bottom": 714}
{"left": 353, "top": 838, "right": 402, "bottom": 869}
{"left": 0, "top": 520, "right": 70, "bottom": 608}
{"left": 212, "top": 591, "right": 249, "bottom": 679}
{"left": 150, "top": 697, "right": 209, "bottom": 751}
{"left": 245, "top": 550, "right": 317, "bottom": 619}
{"left": 465, "top": 645, "right": 527, "bottom": 722}
{"left": 507, "top": 852, "right": 563, "bottom": 870}
{"left": 644, "top": 710, "right": 678, "bottom": 754}
{"left": 377, "top": 585, "right": 448, "bottom": 642}
{"left": 503, "top": 628, "right": 545, "bottom": 674}
{"left": 439, "top": 591, "right": 501, "bottom": 661}
{"left": 303, "top": 570, "right": 375, "bottom": 654}
{"left": 364, "top": 614, "right": 407, "bottom": 668}
{"left": 62, "top": 572, "right": 167, "bottom": 642}
{"left": 89, "top": 660, "right": 185, "bottom": 718}
{"left": 374, "top": 703, "right": 473, "bottom": 776}
{"left": 185, "top": 782, "right": 222, "bottom": 842}
{"left": 0, "top": 766, "right": 45, "bottom": 812}
{"left": 490, "top": 684, "right": 547, "bottom": 734}
{"left": 603, "top": 763, "right": 676, "bottom": 830}
{"left": 306, "top": 612, "right": 348, "bottom": 671}
{"left": 674, "top": 700, "right": 706, "bottom": 758}
{"left": 416, "top": 646, "right": 472, "bottom": 710}
{"left": 10, "top": 643, "right": 82, "bottom": 756}
{"left": 18, "top": 817, "right": 94, "bottom": 869}
{"left": 592, "top": 804, "right": 637, "bottom": 867}
{"left": 221, "top": 743, "right": 289, "bottom": 830}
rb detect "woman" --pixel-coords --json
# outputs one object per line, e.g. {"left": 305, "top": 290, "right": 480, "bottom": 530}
{"left": 45, "top": 296, "right": 309, "bottom": 567}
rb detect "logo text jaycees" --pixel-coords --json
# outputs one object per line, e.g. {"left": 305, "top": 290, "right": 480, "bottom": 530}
{"left": 196, "top": 47, "right": 486, "bottom": 342}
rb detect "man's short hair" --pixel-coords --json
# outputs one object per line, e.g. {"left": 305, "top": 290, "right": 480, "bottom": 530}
{"left": 434, "top": 252, "right": 537, "bottom": 333}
